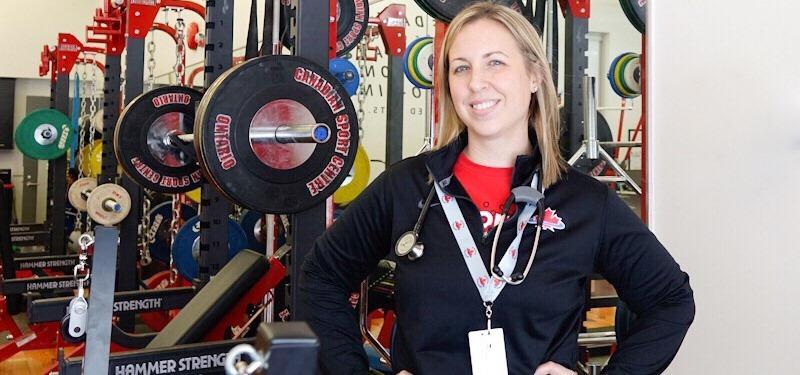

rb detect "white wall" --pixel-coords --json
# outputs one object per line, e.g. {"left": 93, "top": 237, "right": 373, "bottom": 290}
{"left": 649, "top": 1, "right": 800, "bottom": 373}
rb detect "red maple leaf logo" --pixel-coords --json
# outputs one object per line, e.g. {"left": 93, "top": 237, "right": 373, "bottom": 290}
{"left": 530, "top": 208, "right": 566, "bottom": 232}
{"left": 541, "top": 208, "right": 566, "bottom": 232}
{"left": 493, "top": 278, "right": 503, "bottom": 288}
{"left": 510, "top": 247, "right": 517, "bottom": 259}
{"left": 464, "top": 247, "right": 476, "bottom": 258}
{"left": 477, "top": 276, "right": 488, "bottom": 287}
{"left": 442, "top": 194, "right": 453, "bottom": 203}
{"left": 454, "top": 220, "right": 465, "bottom": 231}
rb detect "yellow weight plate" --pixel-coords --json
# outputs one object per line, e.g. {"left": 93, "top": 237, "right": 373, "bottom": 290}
{"left": 186, "top": 188, "right": 201, "bottom": 203}
{"left": 79, "top": 140, "right": 102, "bottom": 177}
{"left": 333, "top": 145, "right": 370, "bottom": 205}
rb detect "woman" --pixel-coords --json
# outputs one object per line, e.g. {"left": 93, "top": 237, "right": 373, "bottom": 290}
{"left": 298, "top": 2, "right": 694, "bottom": 374}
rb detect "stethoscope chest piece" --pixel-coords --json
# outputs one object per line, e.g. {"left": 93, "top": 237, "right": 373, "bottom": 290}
{"left": 395, "top": 231, "right": 424, "bottom": 260}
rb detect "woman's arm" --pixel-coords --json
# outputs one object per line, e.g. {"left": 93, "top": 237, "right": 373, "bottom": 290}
{"left": 595, "top": 189, "right": 695, "bottom": 374}
{"left": 296, "top": 171, "right": 396, "bottom": 375}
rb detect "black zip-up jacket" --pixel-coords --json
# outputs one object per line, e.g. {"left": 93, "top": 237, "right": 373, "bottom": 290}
{"left": 298, "top": 133, "right": 694, "bottom": 374}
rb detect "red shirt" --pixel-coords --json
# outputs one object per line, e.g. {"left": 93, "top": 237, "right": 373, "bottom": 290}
{"left": 453, "top": 153, "right": 514, "bottom": 233}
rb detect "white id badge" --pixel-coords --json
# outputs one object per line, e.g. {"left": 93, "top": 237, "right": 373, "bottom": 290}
{"left": 468, "top": 328, "right": 508, "bottom": 375}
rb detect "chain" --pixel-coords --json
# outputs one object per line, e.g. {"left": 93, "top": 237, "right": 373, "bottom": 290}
{"left": 86, "top": 57, "right": 99, "bottom": 231}
{"left": 169, "top": 194, "right": 182, "bottom": 281}
{"left": 355, "top": 34, "right": 369, "bottom": 128}
{"left": 174, "top": 14, "right": 186, "bottom": 86}
{"left": 74, "top": 234, "right": 94, "bottom": 287}
{"left": 77, "top": 64, "right": 89, "bottom": 178}
{"left": 146, "top": 30, "right": 157, "bottom": 92}
{"left": 138, "top": 195, "right": 152, "bottom": 265}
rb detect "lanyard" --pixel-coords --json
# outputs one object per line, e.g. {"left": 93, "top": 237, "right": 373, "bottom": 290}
{"left": 433, "top": 176, "right": 538, "bottom": 305}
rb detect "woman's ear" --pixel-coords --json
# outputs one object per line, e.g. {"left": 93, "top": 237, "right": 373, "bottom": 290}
{"left": 529, "top": 73, "right": 540, "bottom": 93}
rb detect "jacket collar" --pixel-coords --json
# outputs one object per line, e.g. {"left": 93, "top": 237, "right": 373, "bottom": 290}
{"left": 424, "top": 128, "right": 542, "bottom": 191}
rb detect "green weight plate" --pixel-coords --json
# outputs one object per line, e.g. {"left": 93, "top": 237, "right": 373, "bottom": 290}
{"left": 15, "top": 109, "right": 74, "bottom": 160}
{"left": 612, "top": 54, "right": 637, "bottom": 98}
{"left": 619, "top": 0, "right": 645, "bottom": 34}
{"left": 616, "top": 53, "right": 639, "bottom": 97}
{"left": 608, "top": 53, "right": 633, "bottom": 99}
{"left": 406, "top": 39, "right": 430, "bottom": 87}
{"left": 413, "top": 40, "right": 434, "bottom": 86}
{"left": 619, "top": 54, "right": 640, "bottom": 95}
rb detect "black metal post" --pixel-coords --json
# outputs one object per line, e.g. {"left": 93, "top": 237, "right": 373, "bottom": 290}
{"left": 386, "top": 55, "right": 404, "bottom": 166}
{"left": 99, "top": 55, "right": 122, "bottom": 184}
{"left": 49, "top": 73, "right": 69, "bottom": 256}
{"left": 563, "top": 10, "right": 588, "bottom": 156}
{"left": 290, "top": 0, "right": 329, "bottom": 320}
{"left": 197, "top": 0, "right": 234, "bottom": 283}
{"left": 1, "top": 179, "right": 22, "bottom": 313}
{"left": 116, "top": 36, "right": 146, "bottom": 332}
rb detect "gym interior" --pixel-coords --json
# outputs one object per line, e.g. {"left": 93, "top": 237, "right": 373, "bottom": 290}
{"left": 0, "top": 0, "right": 795, "bottom": 374}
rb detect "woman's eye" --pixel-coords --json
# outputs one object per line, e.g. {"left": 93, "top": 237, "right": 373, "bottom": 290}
{"left": 489, "top": 60, "right": 504, "bottom": 66}
{"left": 453, "top": 65, "right": 468, "bottom": 73}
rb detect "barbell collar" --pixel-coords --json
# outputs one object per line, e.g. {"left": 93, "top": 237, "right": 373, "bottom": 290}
{"left": 102, "top": 198, "right": 122, "bottom": 213}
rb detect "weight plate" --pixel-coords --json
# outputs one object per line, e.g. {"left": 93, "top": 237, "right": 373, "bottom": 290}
{"left": 195, "top": 55, "right": 359, "bottom": 214}
{"left": 171, "top": 216, "right": 248, "bottom": 280}
{"left": 416, "top": 0, "right": 525, "bottom": 23}
{"left": 619, "top": 0, "right": 645, "bottom": 33}
{"left": 68, "top": 177, "right": 97, "bottom": 212}
{"left": 146, "top": 201, "right": 197, "bottom": 263}
{"left": 115, "top": 86, "right": 204, "bottom": 194}
{"left": 85, "top": 183, "right": 131, "bottom": 226}
{"left": 403, "top": 37, "right": 434, "bottom": 89}
{"left": 414, "top": 39, "right": 434, "bottom": 86}
{"left": 408, "top": 41, "right": 432, "bottom": 87}
{"left": 15, "top": 109, "right": 74, "bottom": 160}
{"left": 612, "top": 54, "right": 635, "bottom": 98}
{"left": 79, "top": 140, "right": 102, "bottom": 177}
{"left": 185, "top": 188, "right": 201, "bottom": 203}
{"left": 615, "top": 53, "right": 639, "bottom": 97}
{"left": 280, "top": 0, "right": 368, "bottom": 57}
{"left": 608, "top": 53, "right": 636, "bottom": 99}
{"left": 238, "top": 209, "right": 266, "bottom": 250}
{"left": 620, "top": 55, "right": 641, "bottom": 95}
{"left": 333, "top": 144, "right": 370, "bottom": 205}
{"left": 329, "top": 58, "right": 361, "bottom": 97}
{"left": 412, "top": 0, "right": 445, "bottom": 22}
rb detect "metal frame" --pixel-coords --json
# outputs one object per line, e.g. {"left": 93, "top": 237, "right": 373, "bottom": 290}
{"left": 288, "top": 0, "right": 331, "bottom": 320}
{"left": 197, "top": 0, "right": 235, "bottom": 284}
{"left": 28, "top": 287, "right": 195, "bottom": 324}
{"left": 59, "top": 338, "right": 254, "bottom": 375}
{"left": 49, "top": 72, "right": 69, "bottom": 256}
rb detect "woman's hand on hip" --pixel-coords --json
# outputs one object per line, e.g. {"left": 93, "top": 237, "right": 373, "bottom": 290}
{"left": 533, "top": 361, "right": 577, "bottom": 375}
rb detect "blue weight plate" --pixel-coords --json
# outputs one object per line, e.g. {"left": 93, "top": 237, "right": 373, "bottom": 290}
{"left": 147, "top": 202, "right": 197, "bottom": 263}
{"left": 239, "top": 209, "right": 265, "bottom": 250}
{"left": 403, "top": 37, "right": 432, "bottom": 89}
{"left": 239, "top": 210, "right": 288, "bottom": 250}
{"left": 329, "top": 58, "right": 361, "bottom": 97}
{"left": 607, "top": 53, "right": 632, "bottom": 99}
{"left": 172, "top": 216, "right": 249, "bottom": 280}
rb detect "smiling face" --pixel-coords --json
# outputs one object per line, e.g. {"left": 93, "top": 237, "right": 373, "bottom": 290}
{"left": 447, "top": 18, "right": 539, "bottom": 144}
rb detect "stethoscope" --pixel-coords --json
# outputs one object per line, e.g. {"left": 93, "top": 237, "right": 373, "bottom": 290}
{"left": 395, "top": 173, "right": 546, "bottom": 285}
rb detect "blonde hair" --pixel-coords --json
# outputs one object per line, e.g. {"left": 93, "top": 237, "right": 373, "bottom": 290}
{"left": 434, "top": 1, "right": 566, "bottom": 187}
